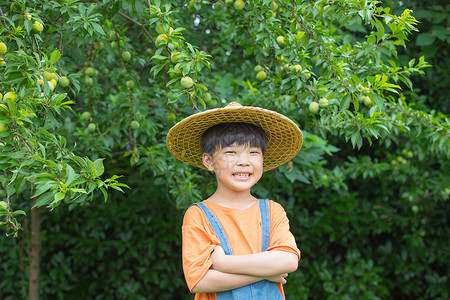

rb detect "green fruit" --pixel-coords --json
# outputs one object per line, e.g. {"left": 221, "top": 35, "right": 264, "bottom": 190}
{"left": 289, "top": 64, "right": 302, "bottom": 72}
{"left": 202, "top": 92, "right": 212, "bottom": 102}
{"left": 233, "top": 0, "right": 245, "bottom": 11}
{"left": 276, "top": 36, "right": 286, "bottom": 47}
{"left": 109, "top": 31, "right": 116, "bottom": 40}
{"left": 126, "top": 80, "right": 135, "bottom": 89}
{"left": 87, "top": 123, "right": 96, "bottom": 132}
{"left": 254, "top": 65, "right": 262, "bottom": 72}
{"left": 171, "top": 52, "right": 183, "bottom": 64}
{"left": 32, "top": 21, "right": 44, "bottom": 33}
{"left": 0, "top": 121, "right": 7, "bottom": 132}
{"left": 4, "top": 91, "right": 17, "bottom": 101}
{"left": 131, "top": 120, "right": 140, "bottom": 129}
{"left": 50, "top": 78, "right": 57, "bottom": 88}
{"left": 180, "top": 76, "right": 194, "bottom": 89}
{"left": 364, "top": 96, "right": 372, "bottom": 107}
{"left": 43, "top": 71, "right": 55, "bottom": 81}
{"left": 155, "top": 34, "right": 169, "bottom": 48}
{"left": 0, "top": 42, "right": 7, "bottom": 55}
{"left": 411, "top": 205, "right": 419, "bottom": 213}
{"left": 318, "top": 98, "right": 328, "bottom": 107}
{"left": 47, "top": 81, "right": 55, "bottom": 91}
{"left": 167, "top": 113, "right": 177, "bottom": 123}
{"left": 59, "top": 76, "right": 70, "bottom": 87}
{"left": 303, "top": 69, "right": 311, "bottom": 79}
{"left": 85, "top": 67, "right": 95, "bottom": 76}
{"left": 358, "top": 94, "right": 366, "bottom": 103}
{"left": 225, "top": 0, "right": 234, "bottom": 6}
{"left": 122, "top": 51, "right": 131, "bottom": 62}
{"left": 360, "top": 86, "right": 371, "bottom": 93}
{"left": 256, "top": 70, "right": 267, "bottom": 81}
{"left": 81, "top": 111, "right": 91, "bottom": 121}
{"left": 85, "top": 77, "right": 93, "bottom": 85}
{"left": 309, "top": 101, "right": 319, "bottom": 114}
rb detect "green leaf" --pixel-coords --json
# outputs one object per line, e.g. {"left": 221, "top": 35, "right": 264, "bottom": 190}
{"left": 32, "top": 183, "right": 55, "bottom": 198}
{"left": 13, "top": 210, "right": 26, "bottom": 216}
{"left": 100, "top": 186, "right": 108, "bottom": 202}
{"left": 416, "top": 33, "right": 435, "bottom": 46}
{"left": 93, "top": 159, "right": 105, "bottom": 176}
{"left": 151, "top": 55, "right": 168, "bottom": 60}
{"left": 69, "top": 188, "right": 87, "bottom": 194}
{"left": 32, "top": 191, "right": 54, "bottom": 208}
{"left": 372, "top": 93, "right": 384, "bottom": 108}
{"left": 65, "top": 164, "right": 76, "bottom": 185}
{"left": 283, "top": 168, "right": 310, "bottom": 184}
{"left": 340, "top": 94, "right": 351, "bottom": 112}
{"left": 91, "top": 22, "right": 105, "bottom": 35}
{"left": 54, "top": 192, "right": 65, "bottom": 202}
{"left": 350, "top": 131, "right": 363, "bottom": 149}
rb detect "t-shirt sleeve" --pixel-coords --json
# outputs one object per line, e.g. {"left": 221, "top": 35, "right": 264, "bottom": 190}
{"left": 267, "top": 201, "right": 301, "bottom": 260}
{"left": 182, "top": 205, "right": 221, "bottom": 292}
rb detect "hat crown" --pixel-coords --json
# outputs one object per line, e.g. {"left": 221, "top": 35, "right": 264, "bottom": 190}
{"left": 225, "top": 102, "right": 243, "bottom": 108}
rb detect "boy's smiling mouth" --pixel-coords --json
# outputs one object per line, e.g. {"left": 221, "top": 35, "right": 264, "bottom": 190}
{"left": 232, "top": 172, "right": 252, "bottom": 179}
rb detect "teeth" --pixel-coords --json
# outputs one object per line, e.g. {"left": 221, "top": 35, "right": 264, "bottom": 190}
{"left": 233, "top": 173, "right": 250, "bottom": 177}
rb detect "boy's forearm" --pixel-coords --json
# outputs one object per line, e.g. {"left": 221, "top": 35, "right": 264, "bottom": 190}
{"left": 213, "top": 250, "right": 298, "bottom": 277}
{"left": 191, "top": 269, "right": 263, "bottom": 293}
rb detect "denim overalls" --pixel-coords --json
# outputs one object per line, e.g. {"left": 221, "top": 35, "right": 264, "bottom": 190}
{"left": 193, "top": 199, "right": 284, "bottom": 299}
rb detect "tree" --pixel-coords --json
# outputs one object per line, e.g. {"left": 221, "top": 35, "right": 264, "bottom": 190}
{"left": 1, "top": 0, "right": 448, "bottom": 299}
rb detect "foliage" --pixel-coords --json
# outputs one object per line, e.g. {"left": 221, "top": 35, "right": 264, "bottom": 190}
{"left": 0, "top": 0, "right": 448, "bottom": 299}
{"left": 0, "top": 0, "right": 129, "bottom": 237}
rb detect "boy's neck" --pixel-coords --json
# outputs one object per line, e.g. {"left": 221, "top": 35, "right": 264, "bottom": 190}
{"left": 207, "top": 188, "right": 258, "bottom": 210}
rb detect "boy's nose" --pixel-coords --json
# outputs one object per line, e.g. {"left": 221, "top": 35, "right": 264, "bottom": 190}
{"left": 236, "top": 154, "right": 250, "bottom": 166}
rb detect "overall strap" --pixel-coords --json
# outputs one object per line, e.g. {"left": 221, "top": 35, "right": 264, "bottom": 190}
{"left": 259, "top": 199, "right": 270, "bottom": 252}
{"left": 191, "top": 203, "right": 234, "bottom": 255}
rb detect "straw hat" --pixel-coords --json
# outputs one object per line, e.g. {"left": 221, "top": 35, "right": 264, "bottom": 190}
{"left": 166, "top": 102, "right": 303, "bottom": 171}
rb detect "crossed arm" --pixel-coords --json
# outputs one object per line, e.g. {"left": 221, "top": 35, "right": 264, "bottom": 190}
{"left": 192, "top": 246, "right": 298, "bottom": 293}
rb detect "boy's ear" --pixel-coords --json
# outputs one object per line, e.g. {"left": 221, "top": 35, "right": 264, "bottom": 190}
{"left": 202, "top": 153, "right": 215, "bottom": 171}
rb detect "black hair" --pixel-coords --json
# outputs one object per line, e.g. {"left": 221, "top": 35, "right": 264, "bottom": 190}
{"left": 201, "top": 122, "right": 267, "bottom": 156}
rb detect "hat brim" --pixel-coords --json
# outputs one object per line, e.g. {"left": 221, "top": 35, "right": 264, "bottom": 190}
{"left": 166, "top": 103, "right": 303, "bottom": 171}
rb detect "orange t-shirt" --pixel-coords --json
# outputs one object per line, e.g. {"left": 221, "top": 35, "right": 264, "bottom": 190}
{"left": 182, "top": 199, "right": 300, "bottom": 300}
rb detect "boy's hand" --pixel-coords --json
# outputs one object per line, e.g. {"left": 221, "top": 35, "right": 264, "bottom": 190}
{"left": 266, "top": 273, "right": 288, "bottom": 284}
{"left": 210, "top": 246, "right": 227, "bottom": 271}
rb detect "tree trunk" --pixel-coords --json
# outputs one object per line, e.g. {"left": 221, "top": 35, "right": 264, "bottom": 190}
{"left": 29, "top": 206, "right": 41, "bottom": 300}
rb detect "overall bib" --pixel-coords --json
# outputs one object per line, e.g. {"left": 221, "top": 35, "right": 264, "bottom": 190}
{"left": 193, "top": 199, "right": 284, "bottom": 300}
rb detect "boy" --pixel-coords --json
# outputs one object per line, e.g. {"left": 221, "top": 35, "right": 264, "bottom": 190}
{"left": 166, "top": 102, "right": 303, "bottom": 299}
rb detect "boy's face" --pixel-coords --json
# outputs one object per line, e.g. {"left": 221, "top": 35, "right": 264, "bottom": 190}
{"left": 202, "top": 142, "right": 264, "bottom": 193}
